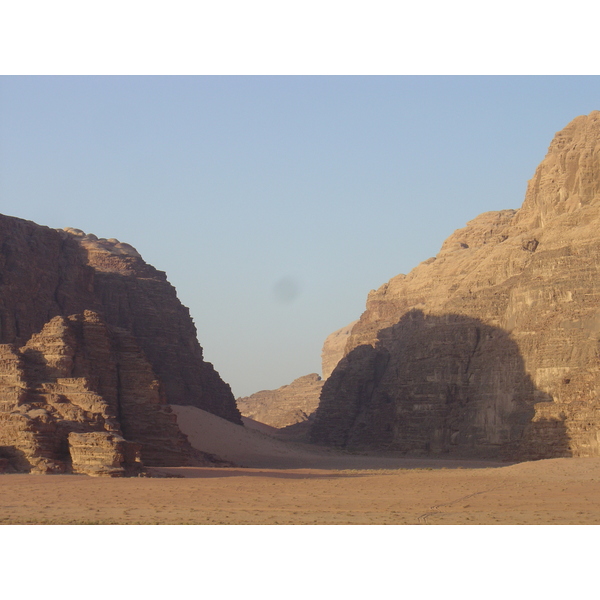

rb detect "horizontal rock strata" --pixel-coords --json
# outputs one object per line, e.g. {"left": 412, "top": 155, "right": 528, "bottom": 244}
{"left": 0, "top": 214, "right": 241, "bottom": 474}
{"left": 67, "top": 432, "right": 142, "bottom": 477}
{"left": 0, "top": 311, "right": 194, "bottom": 474}
{"left": 311, "top": 111, "right": 600, "bottom": 460}
{"left": 321, "top": 321, "right": 358, "bottom": 380}
{"left": 236, "top": 322, "right": 361, "bottom": 430}
{"left": 237, "top": 374, "right": 324, "bottom": 429}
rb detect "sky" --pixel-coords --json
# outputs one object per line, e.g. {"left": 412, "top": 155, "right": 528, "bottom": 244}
{"left": 1, "top": 76, "right": 600, "bottom": 396}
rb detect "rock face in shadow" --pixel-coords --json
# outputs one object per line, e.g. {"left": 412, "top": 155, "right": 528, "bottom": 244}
{"left": 311, "top": 111, "right": 600, "bottom": 460}
{"left": 69, "top": 229, "right": 242, "bottom": 424}
{"left": 311, "top": 311, "right": 549, "bottom": 459}
{"left": 0, "top": 215, "right": 241, "bottom": 474}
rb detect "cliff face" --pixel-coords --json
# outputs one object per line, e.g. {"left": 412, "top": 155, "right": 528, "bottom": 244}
{"left": 236, "top": 323, "right": 360, "bottom": 430}
{"left": 0, "top": 215, "right": 241, "bottom": 474}
{"left": 321, "top": 321, "right": 358, "bottom": 380}
{"left": 311, "top": 111, "right": 600, "bottom": 460}
{"left": 0, "top": 311, "right": 193, "bottom": 474}
{"left": 236, "top": 374, "right": 324, "bottom": 429}
{"left": 76, "top": 231, "right": 241, "bottom": 422}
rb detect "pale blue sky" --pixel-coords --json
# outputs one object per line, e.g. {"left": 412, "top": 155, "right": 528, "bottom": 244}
{"left": 1, "top": 76, "right": 600, "bottom": 396}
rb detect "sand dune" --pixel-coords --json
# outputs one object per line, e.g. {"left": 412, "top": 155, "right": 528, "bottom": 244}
{"left": 171, "top": 405, "right": 504, "bottom": 470}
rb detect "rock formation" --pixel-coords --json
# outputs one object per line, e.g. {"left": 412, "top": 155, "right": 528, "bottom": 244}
{"left": 237, "top": 374, "right": 324, "bottom": 429}
{"left": 0, "top": 215, "right": 241, "bottom": 474}
{"left": 67, "top": 229, "right": 241, "bottom": 424}
{"left": 321, "top": 321, "right": 358, "bottom": 380}
{"left": 311, "top": 111, "right": 600, "bottom": 460}
{"left": 236, "top": 322, "right": 363, "bottom": 430}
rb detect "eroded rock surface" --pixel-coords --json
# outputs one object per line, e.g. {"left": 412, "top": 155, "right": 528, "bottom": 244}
{"left": 311, "top": 111, "right": 600, "bottom": 460}
{"left": 68, "top": 432, "right": 142, "bottom": 477}
{"left": 321, "top": 321, "right": 358, "bottom": 380}
{"left": 236, "top": 322, "right": 360, "bottom": 429}
{"left": 63, "top": 228, "right": 241, "bottom": 424}
{"left": 0, "top": 214, "right": 241, "bottom": 474}
{"left": 0, "top": 311, "right": 194, "bottom": 474}
{"left": 237, "top": 374, "right": 324, "bottom": 429}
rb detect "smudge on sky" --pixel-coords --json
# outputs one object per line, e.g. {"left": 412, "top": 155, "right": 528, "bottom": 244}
{"left": 273, "top": 277, "right": 300, "bottom": 304}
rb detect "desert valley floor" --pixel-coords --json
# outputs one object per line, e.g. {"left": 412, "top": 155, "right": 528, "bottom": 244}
{"left": 1, "top": 406, "right": 599, "bottom": 525}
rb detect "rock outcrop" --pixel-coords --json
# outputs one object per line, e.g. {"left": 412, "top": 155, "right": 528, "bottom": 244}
{"left": 67, "top": 229, "right": 241, "bottom": 424}
{"left": 236, "top": 323, "right": 360, "bottom": 430}
{"left": 311, "top": 111, "right": 600, "bottom": 460}
{"left": 321, "top": 321, "right": 358, "bottom": 380}
{"left": 237, "top": 374, "right": 324, "bottom": 429}
{"left": 0, "top": 214, "right": 241, "bottom": 474}
{"left": 0, "top": 310, "right": 195, "bottom": 474}
{"left": 67, "top": 432, "right": 142, "bottom": 477}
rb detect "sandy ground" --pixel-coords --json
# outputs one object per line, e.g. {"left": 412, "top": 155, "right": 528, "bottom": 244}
{"left": 1, "top": 406, "right": 599, "bottom": 525}
{"left": 1, "top": 458, "right": 599, "bottom": 524}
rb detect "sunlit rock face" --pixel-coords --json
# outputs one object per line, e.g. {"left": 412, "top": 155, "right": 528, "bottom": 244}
{"left": 321, "top": 321, "right": 358, "bottom": 380}
{"left": 237, "top": 373, "right": 324, "bottom": 429}
{"left": 0, "top": 311, "right": 193, "bottom": 474}
{"left": 0, "top": 214, "right": 240, "bottom": 474}
{"left": 311, "top": 111, "right": 600, "bottom": 460}
{"left": 235, "top": 322, "right": 360, "bottom": 430}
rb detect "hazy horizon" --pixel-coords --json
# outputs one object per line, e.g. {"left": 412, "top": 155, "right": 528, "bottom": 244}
{"left": 2, "top": 76, "right": 600, "bottom": 396}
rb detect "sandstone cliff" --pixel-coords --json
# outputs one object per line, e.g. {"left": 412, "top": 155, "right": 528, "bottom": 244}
{"left": 236, "top": 373, "right": 324, "bottom": 429}
{"left": 321, "top": 321, "right": 358, "bottom": 380}
{"left": 67, "top": 229, "right": 241, "bottom": 423}
{"left": 0, "top": 215, "right": 241, "bottom": 474}
{"left": 311, "top": 111, "right": 600, "bottom": 460}
{"left": 236, "top": 322, "right": 363, "bottom": 430}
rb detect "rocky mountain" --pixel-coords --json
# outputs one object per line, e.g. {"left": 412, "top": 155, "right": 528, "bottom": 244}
{"left": 236, "top": 323, "right": 360, "bottom": 429}
{"left": 321, "top": 321, "right": 358, "bottom": 380}
{"left": 311, "top": 111, "right": 600, "bottom": 460}
{"left": 0, "top": 215, "right": 241, "bottom": 474}
{"left": 237, "top": 373, "right": 324, "bottom": 429}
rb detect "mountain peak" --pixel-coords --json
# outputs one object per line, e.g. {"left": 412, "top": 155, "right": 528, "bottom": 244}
{"left": 517, "top": 110, "right": 600, "bottom": 227}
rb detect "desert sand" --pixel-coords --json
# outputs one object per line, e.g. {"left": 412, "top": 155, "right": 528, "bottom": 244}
{"left": 0, "top": 405, "right": 599, "bottom": 525}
